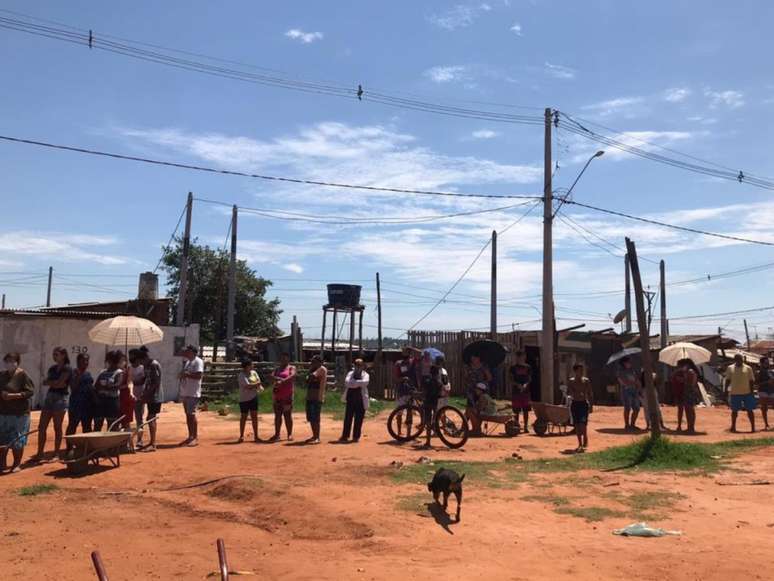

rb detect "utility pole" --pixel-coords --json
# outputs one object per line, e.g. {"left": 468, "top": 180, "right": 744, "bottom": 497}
{"left": 176, "top": 192, "right": 194, "bottom": 326}
{"left": 490, "top": 230, "right": 497, "bottom": 340}
{"left": 626, "top": 237, "right": 661, "bottom": 438}
{"left": 624, "top": 254, "right": 632, "bottom": 333}
{"left": 1, "top": 293, "right": 5, "bottom": 309}
{"left": 46, "top": 266, "right": 53, "bottom": 307}
{"left": 226, "top": 205, "right": 238, "bottom": 361}
{"left": 541, "top": 107, "right": 554, "bottom": 404}
{"left": 659, "top": 260, "right": 668, "bottom": 349}
{"left": 744, "top": 319, "right": 751, "bottom": 351}
{"left": 376, "top": 272, "right": 383, "bottom": 365}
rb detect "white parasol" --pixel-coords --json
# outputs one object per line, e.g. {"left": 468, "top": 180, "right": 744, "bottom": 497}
{"left": 88, "top": 315, "right": 164, "bottom": 347}
{"left": 658, "top": 342, "right": 711, "bottom": 366}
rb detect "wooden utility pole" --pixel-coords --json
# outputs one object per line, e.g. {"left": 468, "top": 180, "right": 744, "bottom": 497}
{"left": 376, "top": 272, "right": 383, "bottom": 365}
{"left": 625, "top": 237, "right": 661, "bottom": 438}
{"left": 348, "top": 310, "right": 355, "bottom": 367}
{"left": 176, "top": 192, "right": 194, "bottom": 326}
{"left": 491, "top": 230, "right": 497, "bottom": 339}
{"left": 624, "top": 254, "right": 632, "bottom": 333}
{"left": 320, "top": 309, "right": 327, "bottom": 359}
{"left": 226, "top": 205, "right": 238, "bottom": 360}
{"left": 541, "top": 107, "right": 555, "bottom": 404}
{"left": 659, "top": 260, "right": 668, "bottom": 350}
{"left": 46, "top": 266, "right": 53, "bottom": 307}
{"left": 1, "top": 293, "right": 5, "bottom": 309}
{"left": 744, "top": 319, "right": 751, "bottom": 351}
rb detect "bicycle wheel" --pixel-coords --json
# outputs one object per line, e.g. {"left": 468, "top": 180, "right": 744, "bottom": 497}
{"left": 434, "top": 406, "right": 469, "bottom": 449}
{"left": 387, "top": 404, "right": 425, "bottom": 442}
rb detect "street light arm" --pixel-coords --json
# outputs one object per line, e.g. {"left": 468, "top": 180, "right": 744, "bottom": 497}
{"left": 551, "top": 150, "right": 604, "bottom": 219}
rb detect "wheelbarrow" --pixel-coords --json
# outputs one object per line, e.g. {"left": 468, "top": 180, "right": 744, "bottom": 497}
{"left": 531, "top": 402, "right": 572, "bottom": 436}
{"left": 63, "top": 419, "right": 131, "bottom": 474}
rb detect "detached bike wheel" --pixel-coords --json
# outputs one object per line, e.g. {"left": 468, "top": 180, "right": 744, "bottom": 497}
{"left": 387, "top": 404, "right": 425, "bottom": 442}
{"left": 434, "top": 406, "right": 469, "bottom": 449}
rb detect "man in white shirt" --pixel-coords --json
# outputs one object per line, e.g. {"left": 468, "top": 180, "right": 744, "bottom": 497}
{"left": 178, "top": 345, "right": 204, "bottom": 447}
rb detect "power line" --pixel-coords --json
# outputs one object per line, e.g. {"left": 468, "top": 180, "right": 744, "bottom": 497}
{"left": 401, "top": 201, "right": 540, "bottom": 334}
{"left": 154, "top": 202, "right": 187, "bottom": 273}
{"left": 0, "top": 134, "right": 539, "bottom": 201}
{"left": 195, "top": 196, "right": 536, "bottom": 226}
{"left": 566, "top": 200, "right": 774, "bottom": 247}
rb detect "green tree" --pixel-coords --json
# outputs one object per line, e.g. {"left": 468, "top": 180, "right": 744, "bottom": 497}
{"left": 161, "top": 238, "right": 282, "bottom": 342}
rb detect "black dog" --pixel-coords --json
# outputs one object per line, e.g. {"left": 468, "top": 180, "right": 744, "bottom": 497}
{"left": 427, "top": 468, "right": 465, "bottom": 522}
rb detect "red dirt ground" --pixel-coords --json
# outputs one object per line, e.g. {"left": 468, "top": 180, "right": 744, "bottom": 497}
{"left": 2, "top": 404, "right": 773, "bottom": 580}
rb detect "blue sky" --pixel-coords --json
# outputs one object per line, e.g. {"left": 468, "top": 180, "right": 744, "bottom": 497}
{"left": 2, "top": 1, "right": 774, "bottom": 341}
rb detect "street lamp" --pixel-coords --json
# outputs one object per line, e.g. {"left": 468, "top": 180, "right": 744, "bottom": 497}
{"left": 552, "top": 150, "right": 604, "bottom": 217}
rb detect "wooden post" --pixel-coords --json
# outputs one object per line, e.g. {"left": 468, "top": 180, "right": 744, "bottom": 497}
{"left": 320, "top": 308, "right": 327, "bottom": 360}
{"left": 624, "top": 253, "right": 632, "bottom": 333}
{"left": 226, "top": 205, "right": 238, "bottom": 361}
{"left": 744, "top": 319, "right": 751, "bottom": 351}
{"left": 358, "top": 309, "right": 363, "bottom": 355}
{"left": 491, "top": 230, "right": 497, "bottom": 339}
{"left": 331, "top": 308, "right": 338, "bottom": 360}
{"left": 625, "top": 237, "right": 661, "bottom": 438}
{"left": 376, "top": 272, "right": 383, "bottom": 365}
{"left": 349, "top": 309, "right": 356, "bottom": 366}
{"left": 176, "top": 192, "right": 193, "bottom": 326}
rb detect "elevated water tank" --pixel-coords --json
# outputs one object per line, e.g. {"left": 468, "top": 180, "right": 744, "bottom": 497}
{"left": 138, "top": 272, "right": 159, "bottom": 301}
{"left": 327, "top": 284, "right": 362, "bottom": 308}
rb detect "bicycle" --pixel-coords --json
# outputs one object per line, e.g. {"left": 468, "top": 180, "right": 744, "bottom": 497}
{"left": 387, "top": 388, "right": 469, "bottom": 449}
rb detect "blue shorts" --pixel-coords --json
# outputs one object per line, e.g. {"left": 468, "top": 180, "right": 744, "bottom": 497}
{"left": 181, "top": 396, "right": 200, "bottom": 416}
{"left": 0, "top": 414, "right": 31, "bottom": 450}
{"left": 730, "top": 393, "right": 757, "bottom": 412}
{"left": 621, "top": 387, "right": 641, "bottom": 411}
{"left": 43, "top": 390, "right": 69, "bottom": 412}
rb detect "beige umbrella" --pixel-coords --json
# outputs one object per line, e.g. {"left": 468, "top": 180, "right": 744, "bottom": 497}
{"left": 659, "top": 342, "right": 711, "bottom": 366}
{"left": 88, "top": 315, "right": 164, "bottom": 347}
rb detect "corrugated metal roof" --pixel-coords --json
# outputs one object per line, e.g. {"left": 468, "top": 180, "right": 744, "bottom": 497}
{"left": 0, "top": 308, "right": 119, "bottom": 319}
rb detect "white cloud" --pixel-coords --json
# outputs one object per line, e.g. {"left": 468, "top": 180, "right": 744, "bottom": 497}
{"left": 687, "top": 115, "right": 717, "bottom": 125}
{"left": 510, "top": 22, "right": 522, "bottom": 36}
{"left": 428, "top": 4, "right": 493, "bottom": 30}
{"left": 0, "top": 232, "right": 128, "bottom": 265}
{"left": 663, "top": 87, "right": 691, "bottom": 103}
{"left": 423, "top": 65, "right": 469, "bottom": 83}
{"left": 570, "top": 129, "right": 693, "bottom": 163}
{"left": 544, "top": 62, "right": 576, "bottom": 80}
{"left": 581, "top": 96, "right": 644, "bottom": 117}
{"left": 704, "top": 89, "right": 745, "bottom": 109}
{"left": 283, "top": 263, "right": 304, "bottom": 274}
{"left": 284, "top": 29, "right": 323, "bottom": 44}
{"left": 471, "top": 129, "right": 499, "bottom": 139}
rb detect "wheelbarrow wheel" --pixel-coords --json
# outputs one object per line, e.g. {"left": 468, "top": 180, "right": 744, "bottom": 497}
{"left": 434, "top": 406, "right": 469, "bottom": 449}
{"left": 533, "top": 418, "right": 548, "bottom": 437}
{"left": 387, "top": 404, "right": 425, "bottom": 442}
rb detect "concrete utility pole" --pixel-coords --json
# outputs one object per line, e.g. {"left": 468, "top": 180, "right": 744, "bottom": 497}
{"left": 226, "top": 205, "right": 238, "bottom": 360}
{"left": 376, "top": 272, "right": 383, "bottom": 365}
{"left": 176, "top": 192, "right": 194, "bottom": 326}
{"left": 490, "top": 230, "right": 497, "bottom": 340}
{"left": 541, "top": 107, "right": 555, "bottom": 404}
{"left": 624, "top": 254, "right": 632, "bottom": 333}
{"left": 626, "top": 237, "right": 661, "bottom": 438}
{"left": 46, "top": 266, "right": 53, "bottom": 307}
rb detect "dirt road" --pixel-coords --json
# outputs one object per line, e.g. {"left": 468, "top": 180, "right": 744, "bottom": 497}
{"left": 2, "top": 404, "right": 773, "bottom": 580}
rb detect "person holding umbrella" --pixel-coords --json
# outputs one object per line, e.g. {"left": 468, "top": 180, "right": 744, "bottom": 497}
{"left": 671, "top": 359, "right": 699, "bottom": 433}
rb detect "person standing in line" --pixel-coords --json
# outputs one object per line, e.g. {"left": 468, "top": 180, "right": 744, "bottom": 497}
{"left": 393, "top": 347, "right": 417, "bottom": 406}
{"left": 671, "top": 359, "right": 699, "bottom": 433}
{"left": 178, "top": 345, "right": 204, "bottom": 446}
{"left": 269, "top": 352, "right": 296, "bottom": 442}
{"left": 757, "top": 356, "right": 773, "bottom": 430}
{"left": 435, "top": 356, "right": 451, "bottom": 410}
{"left": 31, "top": 347, "right": 72, "bottom": 462}
{"left": 237, "top": 359, "right": 263, "bottom": 443}
{"left": 725, "top": 354, "right": 756, "bottom": 433}
{"left": 567, "top": 364, "right": 593, "bottom": 452}
{"left": 510, "top": 351, "right": 532, "bottom": 433}
{"left": 93, "top": 350, "right": 124, "bottom": 431}
{"left": 0, "top": 353, "right": 35, "bottom": 473}
{"left": 340, "top": 358, "right": 369, "bottom": 443}
{"left": 465, "top": 355, "right": 492, "bottom": 436}
{"left": 126, "top": 349, "right": 146, "bottom": 435}
{"left": 421, "top": 364, "right": 443, "bottom": 449}
{"left": 305, "top": 355, "right": 327, "bottom": 444}
{"left": 137, "top": 347, "right": 163, "bottom": 451}
{"left": 66, "top": 353, "right": 94, "bottom": 440}
{"left": 617, "top": 357, "right": 641, "bottom": 431}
